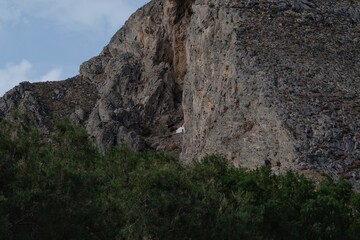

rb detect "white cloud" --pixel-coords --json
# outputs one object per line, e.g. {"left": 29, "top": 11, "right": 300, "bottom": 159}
{"left": 37, "top": 68, "right": 62, "bottom": 83}
{"left": 0, "top": 60, "right": 62, "bottom": 96}
{"left": 0, "top": 0, "right": 150, "bottom": 96}
{"left": 0, "top": 0, "right": 147, "bottom": 33}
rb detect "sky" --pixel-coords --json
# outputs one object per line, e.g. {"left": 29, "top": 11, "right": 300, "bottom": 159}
{"left": 0, "top": 0, "right": 149, "bottom": 96}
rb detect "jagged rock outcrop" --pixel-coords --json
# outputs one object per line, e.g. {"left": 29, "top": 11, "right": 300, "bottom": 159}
{"left": 80, "top": 0, "right": 192, "bottom": 151}
{"left": 1, "top": 0, "right": 360, "bottom": 186}
{"left": 0, "top": 77, "right": 98, "bottom": 128}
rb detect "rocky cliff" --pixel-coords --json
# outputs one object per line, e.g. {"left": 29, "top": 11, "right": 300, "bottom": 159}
{"left": 1, "top": 0, "right": 360, "bottom": 186}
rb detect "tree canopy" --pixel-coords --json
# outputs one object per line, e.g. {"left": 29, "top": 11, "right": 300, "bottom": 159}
{"left": 1, "top": 119, "right": 360, "bottom": 239}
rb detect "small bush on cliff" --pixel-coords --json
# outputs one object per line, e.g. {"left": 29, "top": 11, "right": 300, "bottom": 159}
{"left": 1, "top": 120, "right": 360, "bottom": 239}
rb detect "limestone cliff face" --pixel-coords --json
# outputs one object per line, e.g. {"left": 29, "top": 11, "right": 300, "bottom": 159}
{"left": 182, "top": 0, "right": 360, "bottom": 182}
{"left": 80, "top": 0, "right": 193, "bottom": 151}
{"left": 1, "top": 0, "right": 360, "bottom": 185}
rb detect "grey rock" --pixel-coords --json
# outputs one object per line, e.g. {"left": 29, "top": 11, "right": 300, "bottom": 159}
{"left": 0, "top": 0, "right": 360, "bottom": 187}
{"left": 70, "top": 107, "right": 86, "bottom": 124}
{"left": 181, "top": 0, "right": 360, "bottom": 179}
{"left": 117, "top": 126, "right": 145, "bottom": 151}
{"left": 75, "top": 108, "right": 86, "bottom": 122}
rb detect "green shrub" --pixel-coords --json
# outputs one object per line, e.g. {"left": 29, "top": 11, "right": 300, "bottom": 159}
{"left": 1, "top": 119, "right": 360, "bottom": 239}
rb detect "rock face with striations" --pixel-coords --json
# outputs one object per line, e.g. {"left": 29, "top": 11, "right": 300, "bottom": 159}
{"left": 182, "top": 0, "right": 360, "bottom": 183}
{"left": 1, "top": 0, "right": 360, "bottom": 186}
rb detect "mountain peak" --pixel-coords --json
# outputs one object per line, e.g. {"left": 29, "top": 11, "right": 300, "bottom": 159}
{"left": 1, "top": 0, "right": 360, "bottom": 187}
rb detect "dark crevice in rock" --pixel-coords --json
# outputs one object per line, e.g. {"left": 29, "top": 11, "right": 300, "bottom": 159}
{"left": 171, "top": 0, "right": 196, "bottom": 24}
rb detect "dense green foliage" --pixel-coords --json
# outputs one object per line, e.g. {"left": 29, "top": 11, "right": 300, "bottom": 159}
{"left": 1, "top": 119, "right": 360, "bottom": 239}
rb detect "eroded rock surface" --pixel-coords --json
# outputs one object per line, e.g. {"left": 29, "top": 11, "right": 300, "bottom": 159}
{"left": 1, "top": 0, "right": 360, "bottom": 186}
{"left": 182, "top": 0, "right": 360, "bottom": 186}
